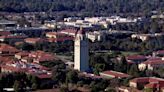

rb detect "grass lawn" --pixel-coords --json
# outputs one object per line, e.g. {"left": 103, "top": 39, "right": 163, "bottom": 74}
{"left": 120, "top": 51, "right": 139, "bottom": 56}
{"left": 94, "top": 50, "right": 139, "bottom": 56}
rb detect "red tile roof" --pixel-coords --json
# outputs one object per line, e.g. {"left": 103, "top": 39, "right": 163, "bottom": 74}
{"left": 147, "top": 57, "right": 161, "bottom": 61}
{"left": 15, "top": 51, "right": 29, "bottom": 57}
{"left": 145, "top": 83, "right": 158, "bottom": 88}
{"left": 29, "top": 50, "right": 55, "bottom": 63}
{"left": 0, "top": 56, "right": 12, "bottom": 64}
{"left": 1, "top": 65, "right": 27, "bottom": 72}
{"left": 46, "top": 37, "right": 73, "bottom": 42}
{"left": 0, "top": 35, "right": 27, "bottom": 39}
{"left": 144, "top": 81, "right": 164, "bottom": 88}
{"left": 36, "top": 74, "right": 52, "bottom": 79}
{"left": 15, "top": 42, "right": 24, "bottom": 46}
{"left": 27, "top": 69, "right": 52, "bottom": 79}
{"left": 101, "top": 70, "right": 130, "bottom": 78}
{"left": 0, "top": 44, "right": 19, "bottom": 53}
{"left": 83, "top": 73, "right": 102, "bottom": 79}
{"left": 130, "top": 77, "right": 164, "bottom": 90}
{"left": 130, "top": 77, "right": 164, "bottom": 83}
{"left": 29, "top": 51, "right": 50, "bottom": 57}
{"left": 118, "top": 86, "right": 142, "bottom": 92}
{"left": 155, "top": 50, "right": 164, "bottom": 55}
{"left": 2, "top": 61, "right": 52, "bottom": 79}
{"left": 126, "top": 55, "right": 147, "bottom": 60}
{"left": 24, "top": 38, "right": 45, "bottom": 43}
{"left": 21, "top": 56, "right": 34, "bottom": 61}
{"left": 0, "top": 31, "right": 11, "bottom": 36}
{"left": 0, "top": 56, "right": 12, "bottom": 61}
{"left": 142, "top": 60, "right": 164, "bottom": 65}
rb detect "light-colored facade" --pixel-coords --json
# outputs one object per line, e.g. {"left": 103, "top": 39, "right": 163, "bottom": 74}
{"left": 138, "top": 59, "right": 164, "bottom": 71}
{"left": 74, "top": 32, "right": 89, "bottom": 72}
{"left": 131, "top": 33, "right": 164, "bottom": 41}
{"left": 129, "top": 81, "right": 137, "bottom": 88}
{"left": 86, "top": 31, "right": 104, "bottom": 42}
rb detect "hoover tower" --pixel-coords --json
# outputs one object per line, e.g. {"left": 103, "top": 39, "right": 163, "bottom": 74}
{"left": 74, "top": 29, "right": 89, "bottom": 72}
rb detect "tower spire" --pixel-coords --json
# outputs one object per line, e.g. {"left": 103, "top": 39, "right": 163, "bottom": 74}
{"left": 74, "top": 28, "right": 89, "bottom": 72}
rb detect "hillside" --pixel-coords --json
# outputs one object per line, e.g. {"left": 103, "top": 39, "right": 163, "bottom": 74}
{"left": 0, "top": 0, "right": 163, "bottom": 15}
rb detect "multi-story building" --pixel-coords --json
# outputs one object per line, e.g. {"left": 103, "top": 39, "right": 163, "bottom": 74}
{"left": 74, "top": 30, "right": 89, "bottom": 72}
{"left": 86, "top": 31, "right": 104, "bottom": 42}
{"left": 138, "top": 57, "right": 164, "bottom": 70}
{"left": 129, "top": 77, "right": 164, "bottom": 91}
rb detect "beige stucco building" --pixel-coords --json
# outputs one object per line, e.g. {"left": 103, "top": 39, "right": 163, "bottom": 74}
{"left": 74, "top": 30, "right": 89, "bottom": 72}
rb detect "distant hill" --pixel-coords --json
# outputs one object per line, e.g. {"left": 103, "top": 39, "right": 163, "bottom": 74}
{"left": 0, "top": 0, "right": 163, "bottom": 15}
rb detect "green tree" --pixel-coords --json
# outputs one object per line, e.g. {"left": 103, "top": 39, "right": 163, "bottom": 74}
{"left": 144, "top": 88, "right": 153, "bottom": 92}
{"left": 0, "top": 78, "right": 3, "bottom": 92}
{"left": 60, "top": 85, "right": 69, "bottom": 92}
{"left": 31, "top": 83, "right": 38, "bottom": 90}
{"left": 16, "top": 42, "right": 34, "bottom": 51}
{"left": 13, "top": 81, "right": 21, "bottom": 92}
{"left": 128, "top": 64, "right": 139, "bottom": 77}
{"left": 114, "top": 56, "right": 128, "bottom": 73}
{"left": 105, "top": 87, "right": 116, "bottom": 92}
{"left": 66, "top": 70, "right": 78, "bottom": 84}
{"left": 30, "top": 76, "right": 38, "bottom": 87}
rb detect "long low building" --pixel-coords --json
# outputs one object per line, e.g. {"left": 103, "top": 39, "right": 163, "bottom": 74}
{"left": 100, "top": 70, "right": 130, "bottom": 79}
{"left": 129, "top": 77, "right": 164, "bottom": 91}
{"left": 1, "top": 60, "right": 52, "bottom": 79}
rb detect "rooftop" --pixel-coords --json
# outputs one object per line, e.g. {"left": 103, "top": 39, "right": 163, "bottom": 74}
{"left": 0, "top": 43, "right": 19, "bottom": 53}
{"left": 2, "top": 60, "right": 52, "bottom": 79}
{"left": 142, "top": 59, "right": 164, "bottom": 65}
{"left": 126, "top": 55, "right": 147, "bottom": 60}
{"left": 100, "top": 70, "right": 130, "bottom": 78}
{"left": 130, "top": 77, "right": 164, "bottom": 89}
{"left": 24, "top": 38, "right": 45, "bottom": 43}
{"left": 130, "top": 77, "right": 164, "bottom": 83}
{"left": 0, "top": 31, "right": 11, "bottom": 36}
{"left": 15, "top": 51, "right": 29, "bottom": 57}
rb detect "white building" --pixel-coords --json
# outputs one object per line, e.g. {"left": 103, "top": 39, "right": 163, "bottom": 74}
{"left": 86, "top": 31, "right": 104, "bottom": 42}
{"left": 131, "top": 33, "right": 164, "bottom": 41}
{"left": 138, "top": 59, "right": 164, "bottom": 70}
{"left": 74, "top": 30, "right": 89, "bottom": 72}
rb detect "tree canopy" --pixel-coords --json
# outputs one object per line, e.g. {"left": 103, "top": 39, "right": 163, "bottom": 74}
{"left": 0, "top": 0, "right": 163, "bottom": 15}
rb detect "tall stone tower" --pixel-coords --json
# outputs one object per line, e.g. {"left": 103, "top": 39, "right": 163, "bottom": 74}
{"left": 74, "top": 29, "right": 89, "bottom": 72}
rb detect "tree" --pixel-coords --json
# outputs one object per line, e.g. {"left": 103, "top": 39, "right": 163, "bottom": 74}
{"left": 52, "top": 69, "right": 66, "bottom": 84}
{"left": 119, "top": 56, "right": 128, "bottom": 73}
{"left": 114, "top": 56, "right": 128, "bottom": 73}
{"left": 0, "top": 78, "right": 3, "bottom": 92}
{"left": 30, "top": 76, "right": 38, "bottom": 86}
{"left": 94, "top": 63, "right": 105, "bottom": 75}
{"left": 110, "top": 78, "right": 120, "bottom": 87}
{"left": 31, "top": 83, "right": 38, "bottom": 90}
{"left": 66, "top": 70, "right": 78, "bottom": 84}
{"left": 151, "top": 21, "right": 159, "bottom": 33}
{"left": 128, "top": 64, "right": 139, "bottom": 77}
{"left": 105, "top": 87, "right": 116, "bottom": 92}
{"left": 144, "top": 88, "right": 153, "bottom": 92}
{"left": 0, "top": 0, "right": 163, "bottom": 16}
{"left": 16, "top": 42, "right": 34, "bottom": 51}
{"left": 13, "top": 80, "right": 22, "bottom": 92}
{"left": 60, "top": 85, "right": 69, "bottom": 92}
